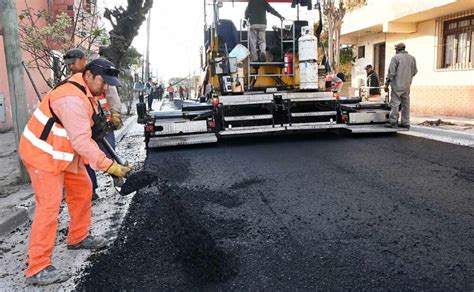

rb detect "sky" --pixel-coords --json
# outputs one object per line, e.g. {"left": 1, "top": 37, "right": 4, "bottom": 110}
{"left": 97, "top": 0, "right": 321, "bottom": 83}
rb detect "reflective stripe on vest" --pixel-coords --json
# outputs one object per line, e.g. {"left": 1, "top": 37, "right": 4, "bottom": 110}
{"left": 32, "top": 108, "right": 68, "bottom": 138}
{"left": 19, "top": 73, "right": 94, "bottom": 173}
{"left": 22, "top": 125, "right": 74, "bottom": 162}
{"left": 97, "top": 94, "right": 111, "bottom": 121}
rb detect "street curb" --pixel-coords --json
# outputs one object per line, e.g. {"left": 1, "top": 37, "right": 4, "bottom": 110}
{"left": 115, "top": 115, "right": 137, "bottom": 143}
{"left": 401, "top": 125, "right": 474, "bottom": 147}
{"left": 0, "top": 205, "right": 35, "bottom": 237}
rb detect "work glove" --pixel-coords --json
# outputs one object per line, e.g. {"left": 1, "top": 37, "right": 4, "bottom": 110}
{"left": 111, "top": 112, "right": 123, "bottom": 130}
{"left": 106, "top": 161, "right": 131, "bottom": 178}
{"left": 280, "top": 16, "right": 285, "bottom": 21}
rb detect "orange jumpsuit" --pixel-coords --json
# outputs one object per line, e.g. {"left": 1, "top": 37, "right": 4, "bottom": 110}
{"left": 19, "top": 73, "right": 113, "bottom": 277}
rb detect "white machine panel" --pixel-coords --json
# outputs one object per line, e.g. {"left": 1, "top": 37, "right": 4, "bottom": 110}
{"left": 154, "top": 120, "right": 208, "bottom": 135}
{"left": 348, "top": 110, "right": 390, "bottom": 124}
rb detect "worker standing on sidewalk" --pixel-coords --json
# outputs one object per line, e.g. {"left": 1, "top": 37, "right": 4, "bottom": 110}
{"left": 167, "top": 83, "right": 174, "bottom": 101}
{"left": 364, "top": 64, "right": 381, "bottom": 100}
{"left": 64, "top": 49, "right": 123, "bottom": 200}
{"left": 384, "top": 43, "right": 417, "bottom": 129}
{"left": 19, "top": 58, "right": 130, "bottom": 286}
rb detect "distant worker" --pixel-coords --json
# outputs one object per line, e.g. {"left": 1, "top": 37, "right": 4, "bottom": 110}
{"left": 145, "top": 77, "right": 154, "bottom": 111}
{"left": 64, "top": 49, "right": 122, "bottom": 201}
{"left": 325, "top": 72, "right": 345, "bottom": 94}
{"left": 384, "top": 42, "right": 417, "bottom": 130}
{"left": 364, "top": 64, "right": 381, "bottom": 100}
{"left": 19, "top": 58, "right": 130, "bottom": 286}
{"left": 167, "top": 83, "right": 174, "bottom": 101}
{"left": 157, "top": 84, "right": 164, "bottom": 101}
{"left": 244, "top": 0, "right": 285, "bottom": 62}
{"left": 179, "top": 85, "right": 185, "bottom": 100}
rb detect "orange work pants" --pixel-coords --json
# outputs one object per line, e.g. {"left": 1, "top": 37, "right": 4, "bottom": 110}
{"left": 24, "top": 162, "right": 92, "bottom": 277}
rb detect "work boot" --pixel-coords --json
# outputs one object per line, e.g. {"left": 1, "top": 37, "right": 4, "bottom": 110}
{"left": 259, "top": 52, "right": 266, "bottom": 62}
{"left": 25, "top": 265, "right": 70, "bottom": 286}
{"left": 384, "top": 123, "right": 398, "bottom": 129}
{"left": 67, "top": 235, "right": 107, "bottom": 250}
{"left": 400, "top": 124, "right": 410, "bottom": 130}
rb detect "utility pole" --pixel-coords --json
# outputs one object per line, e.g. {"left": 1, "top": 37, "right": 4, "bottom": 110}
{"left": 145, "top": 10, "right": 151, "bottom": 81}
{"left": 1, "top": 0, "right": 30, "bottom": 183}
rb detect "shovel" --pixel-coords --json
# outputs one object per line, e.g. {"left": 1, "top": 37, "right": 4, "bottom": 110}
{"left": 100, "top": 138, "right": 160, "bottom": 196}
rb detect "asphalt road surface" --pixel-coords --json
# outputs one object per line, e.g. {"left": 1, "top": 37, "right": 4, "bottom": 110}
{"left": 77, "top": 133, "right": 474, "bottom": 290}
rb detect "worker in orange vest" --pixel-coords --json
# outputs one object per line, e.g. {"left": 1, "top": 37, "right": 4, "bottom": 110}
{"left": 324, "top": 72, "right": 345, "bottom": 96}
{"left": 19, "top": 58, "right": 130, "bottom": 286}
{"left": 64, "top": 49, "right": 123, "bottom": 200}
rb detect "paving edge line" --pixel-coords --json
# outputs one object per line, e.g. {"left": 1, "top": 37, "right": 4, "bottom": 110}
{"left": 115, "top": 115, "right": 138, "bottom": 143}
{"left": 400, "top": 125, "right": 474, "bottom": 148}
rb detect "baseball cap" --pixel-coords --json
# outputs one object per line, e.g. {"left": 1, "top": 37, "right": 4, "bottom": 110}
{"left": 63, "top": 48, "right": 85, "bottom": 64}
{"left": 85, "top": 58, "right": 121, "bottom": 86}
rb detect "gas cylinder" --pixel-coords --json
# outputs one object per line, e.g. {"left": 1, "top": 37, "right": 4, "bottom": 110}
{"left": 284, "top": 52, "right": 293, "bottom": 75}
{"left": 298, "top": 26, "right": 319, "bottom": 90}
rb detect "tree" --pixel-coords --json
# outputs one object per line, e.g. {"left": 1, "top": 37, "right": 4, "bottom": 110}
{"left": 322, "top": 0, "right": 346, "bottom": 73}
{"left": 100, "top": 0, "right": 153, "bottom": 69}
{"left": 18, "top": 0, "right": 107, "bottom": 87}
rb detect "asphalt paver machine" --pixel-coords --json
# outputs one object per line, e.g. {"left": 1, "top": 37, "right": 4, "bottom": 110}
{"left": 142, "top": 0, "right": 401, "bottom": 148}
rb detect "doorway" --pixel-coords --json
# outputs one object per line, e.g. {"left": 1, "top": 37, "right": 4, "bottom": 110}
{"left": 373, "top": 42, "right": 385, "bottom": 82}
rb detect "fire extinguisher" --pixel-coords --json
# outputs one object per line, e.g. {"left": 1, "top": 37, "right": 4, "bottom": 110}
{"left": 284, "top": 52, "right": 293, "bottom": 75}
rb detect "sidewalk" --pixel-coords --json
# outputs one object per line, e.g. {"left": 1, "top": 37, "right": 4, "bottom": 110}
{"left": 405, "top": 113, "right": 474, "bottom": 147}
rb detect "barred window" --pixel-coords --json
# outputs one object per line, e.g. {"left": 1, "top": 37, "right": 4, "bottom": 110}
{"left": 440, "top": 14, "right": 474, "bottom": 69}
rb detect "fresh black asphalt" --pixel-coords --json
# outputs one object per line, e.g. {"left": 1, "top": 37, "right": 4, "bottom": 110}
{"left": 77, "top": 132, "right": 474, "bottom": 290}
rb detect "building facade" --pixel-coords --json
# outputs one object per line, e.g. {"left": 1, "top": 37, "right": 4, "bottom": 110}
{"left": 0, "top": 0, "right": 96, "bottom": 131}
{"left": 341, "top": 0, "right": 474, "bottom": 117}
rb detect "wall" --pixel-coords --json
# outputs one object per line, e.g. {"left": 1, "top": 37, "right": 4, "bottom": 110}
{"left": 342, "top": 0, "right": 459, "bottom": 35}
{"left": 0, "top": 0, "right": 62, "bottom": 131}
{"left": 349, "top": 18, "right": 474, "bottom": 117}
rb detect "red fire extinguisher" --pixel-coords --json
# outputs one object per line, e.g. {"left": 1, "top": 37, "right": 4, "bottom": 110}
{"left": 284, "top": 52, "right": 293, "bottom": 75}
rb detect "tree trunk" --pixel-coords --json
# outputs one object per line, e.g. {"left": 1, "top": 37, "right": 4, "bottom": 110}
{"left": 100, "top": 0, "right": 153, "bottom": 69}
{"left": 323, "top": 0, "right": 346, "bottom": 74}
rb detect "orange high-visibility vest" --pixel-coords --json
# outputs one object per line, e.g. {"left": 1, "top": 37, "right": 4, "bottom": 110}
{"left": 325, "top": 74, "right": 343, "bottom": 92}
{"left": 19, "top": 73, "right": 97, "bottom": 173}
{"left": 97, "top": 93, "right": 112, "bottom": 121}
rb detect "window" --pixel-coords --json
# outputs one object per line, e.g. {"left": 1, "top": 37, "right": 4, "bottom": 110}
{"left": 357, "top": 45, "right": 365, "bottom": 59}
{"left": 441, "top": 14, "right": 474, "bottom": 69}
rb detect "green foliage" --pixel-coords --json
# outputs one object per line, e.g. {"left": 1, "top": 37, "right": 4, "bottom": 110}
{"left": 340, "top": 45, "right": 355, "bottom": 65}
{"left": 18, "top": 5, "right": 108, "bottom": 87}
